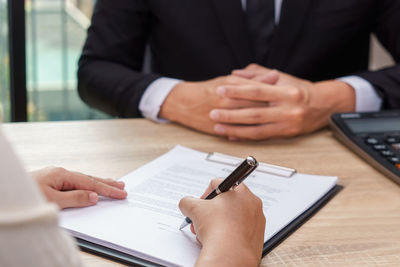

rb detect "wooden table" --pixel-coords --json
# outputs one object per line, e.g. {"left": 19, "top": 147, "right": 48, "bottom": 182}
{"left": 3, "top": 119, "right": 400, "bottom": 266}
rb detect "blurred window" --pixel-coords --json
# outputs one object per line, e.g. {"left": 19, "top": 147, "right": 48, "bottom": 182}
{"left": 26, "top": 0, "right": 108, "bottom": 121}
{"left": 0, "top": 0, "right": 10, "bottom": 122}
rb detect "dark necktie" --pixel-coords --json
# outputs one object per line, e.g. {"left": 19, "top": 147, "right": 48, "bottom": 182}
{"left": 246, "top": 0, "right": 275, "bottom": 64}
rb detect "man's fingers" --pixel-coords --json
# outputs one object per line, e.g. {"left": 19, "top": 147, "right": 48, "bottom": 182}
{"left": 231, "top": 69, "right": 257, "bottom": 79}
{"left": 210, "top": 107, "right": 282, "bottom": 125}
{"left": 232, "top": 69, "right": 280, "bottom": 85}
{"left": 219, "top": 97, "right": 268, "bottom": 109}
{"left": 55, "top": 190, "right": 99, "bottom": 209}
{"left": 260, "top": 70, "right": 280, "bottom": 84}
{"left": 217, "top": 84, "right": 289, "bottom": 102}
{"left": 213, "top": 123, "right": 288, "bottom": 140}
{"left": 244, "top": 64, "right": 272, "bottom": 73}
{"left": 60, "top": 171, "right": 127, "bottom": 200}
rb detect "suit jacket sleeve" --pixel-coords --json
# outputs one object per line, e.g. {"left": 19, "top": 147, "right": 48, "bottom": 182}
{"left": 77, "top": 0, "right": 161, "bottom": 118}
{"left": 357, "top": 0, "right": 400, "bottom": 109}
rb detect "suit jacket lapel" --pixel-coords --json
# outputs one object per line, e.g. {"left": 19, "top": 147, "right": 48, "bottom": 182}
{"left": 267, "top": 0, "right": 313, "bottom": 70}
{"left": 210, "top": 0, "right": 254, "bottom": 68}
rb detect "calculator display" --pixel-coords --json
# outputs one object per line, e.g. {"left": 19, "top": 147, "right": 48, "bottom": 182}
{"left": 330, "top": 111, "right": 400, "bottom": 185}
{"left": 345, "top": 118, "right": 400, "bottom": 133}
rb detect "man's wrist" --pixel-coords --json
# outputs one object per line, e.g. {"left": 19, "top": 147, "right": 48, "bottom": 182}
{"left": 311, "top": 80, "right": 356, "bottom": 113}
{"left": 139, "top": 77, "right": 182, "bottom": 122}
{"left": 159, "top": 81, "right": 191, "bottom": 122}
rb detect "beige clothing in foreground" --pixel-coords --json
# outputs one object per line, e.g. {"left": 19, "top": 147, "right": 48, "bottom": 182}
{"left": 0, "top": 127, "right": 82, "bottom": 267}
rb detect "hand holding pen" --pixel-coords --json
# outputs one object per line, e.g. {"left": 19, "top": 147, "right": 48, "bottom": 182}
{"left": 178, "top": 157, "right": 265, "bottom": 266}
{"left": 179, "top": 156, "right": 259, "bottom": 229}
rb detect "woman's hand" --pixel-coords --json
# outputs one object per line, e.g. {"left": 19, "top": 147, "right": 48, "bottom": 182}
{"left": 179, "top": 179, "right": 266, "bottom": 267}
{"left": 32, "top": 167, "right": 127, "bottom": 209}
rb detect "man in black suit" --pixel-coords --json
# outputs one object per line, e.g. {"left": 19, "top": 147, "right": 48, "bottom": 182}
{"left": 78, "top": 0, "right": 400, "bottom": 140}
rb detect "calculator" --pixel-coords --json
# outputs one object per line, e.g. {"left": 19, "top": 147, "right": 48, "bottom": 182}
{"left": 329, "top": 111, "right": 400, "bottom": 185}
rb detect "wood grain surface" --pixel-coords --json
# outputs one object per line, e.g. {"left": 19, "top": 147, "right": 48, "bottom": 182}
{"left": 3, "top": 119, "right": 400, "bottom": 266}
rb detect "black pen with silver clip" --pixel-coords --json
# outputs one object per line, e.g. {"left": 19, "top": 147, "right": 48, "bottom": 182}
{"left": 179, "top": 156, "right": 259, "bottom": 230}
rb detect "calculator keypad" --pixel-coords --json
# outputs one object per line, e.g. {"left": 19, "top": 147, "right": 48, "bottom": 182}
{"left": 332, "top": 112, "right": 400, "bottom": 184}
{"left": 373, "top": 144, "right": 387, "bottom": 151}
{"left": 365, "top": 138, "right": 379, "bottom": 145}
{"left": 381, "top": 150, "right": 395, "bottom": 157}
{"left": 386, "top": 137, "right": 400, "bottom": 144}
{"left": 364, "top": 136, "right": 400, "bottom": 171}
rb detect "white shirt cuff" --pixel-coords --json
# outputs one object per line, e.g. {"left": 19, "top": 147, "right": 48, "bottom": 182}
{"left": 139, "top": 78, "right": 182, "bottom": 123}
{"left": 338, "top": 75, "right": 382, "bottom": 112}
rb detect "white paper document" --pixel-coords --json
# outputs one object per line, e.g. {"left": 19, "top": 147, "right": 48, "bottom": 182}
{"left": 60, "top": 145, "right": 338, "bottom": 267}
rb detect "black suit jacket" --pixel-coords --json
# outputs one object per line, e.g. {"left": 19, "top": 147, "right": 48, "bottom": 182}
{"left": 78, "top": 0, "right": 400, "bottom": 118}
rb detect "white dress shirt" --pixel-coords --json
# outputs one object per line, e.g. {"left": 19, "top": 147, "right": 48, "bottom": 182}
{"left": 139, "top": 0, "right": 382, "bottom": 122}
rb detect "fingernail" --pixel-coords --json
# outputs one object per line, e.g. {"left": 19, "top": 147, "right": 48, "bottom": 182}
{"left": 118, "top": 181, "right": 125, "bottom": 186}
{"left": 89, "top": 192, "right": 98, "bottom": 203}
{"left": 216, "top": 86, "right": 226, "bottom": 96}
{"left": 209, "top": 110, "right": 220, "bottom": 120}
{"left": 214, "top": 124, "right": 225, "bottom": 134}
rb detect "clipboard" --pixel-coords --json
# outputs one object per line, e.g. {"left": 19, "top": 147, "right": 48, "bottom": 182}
{"left": 77, "top": 185, "right": 342, "bottom": 266}
{"left": 75, "top": 152, "right": 342, "bottom": 266}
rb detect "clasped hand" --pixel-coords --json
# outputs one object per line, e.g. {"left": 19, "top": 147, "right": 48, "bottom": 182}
{"left": 160, "top": 64, "right": 355, "bottom": 141}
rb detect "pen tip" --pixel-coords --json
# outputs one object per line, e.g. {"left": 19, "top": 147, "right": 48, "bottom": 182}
{"left": 179, "top": 221, "right": 189, "bottom": 230}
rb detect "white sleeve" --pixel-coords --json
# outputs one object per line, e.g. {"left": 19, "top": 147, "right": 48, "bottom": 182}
{"left": 0, "top": 128, "right": 83, "bottom": 267}
{"left": 338, "top": 75, "right": 382, "bottom": 112}
{"left": 139, "top": 77, "right": 182, "bottom": 123}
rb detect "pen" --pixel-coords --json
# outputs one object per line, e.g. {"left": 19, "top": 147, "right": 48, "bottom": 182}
{"left": 179, "top": 156, "right": 259, "bottom": 230}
